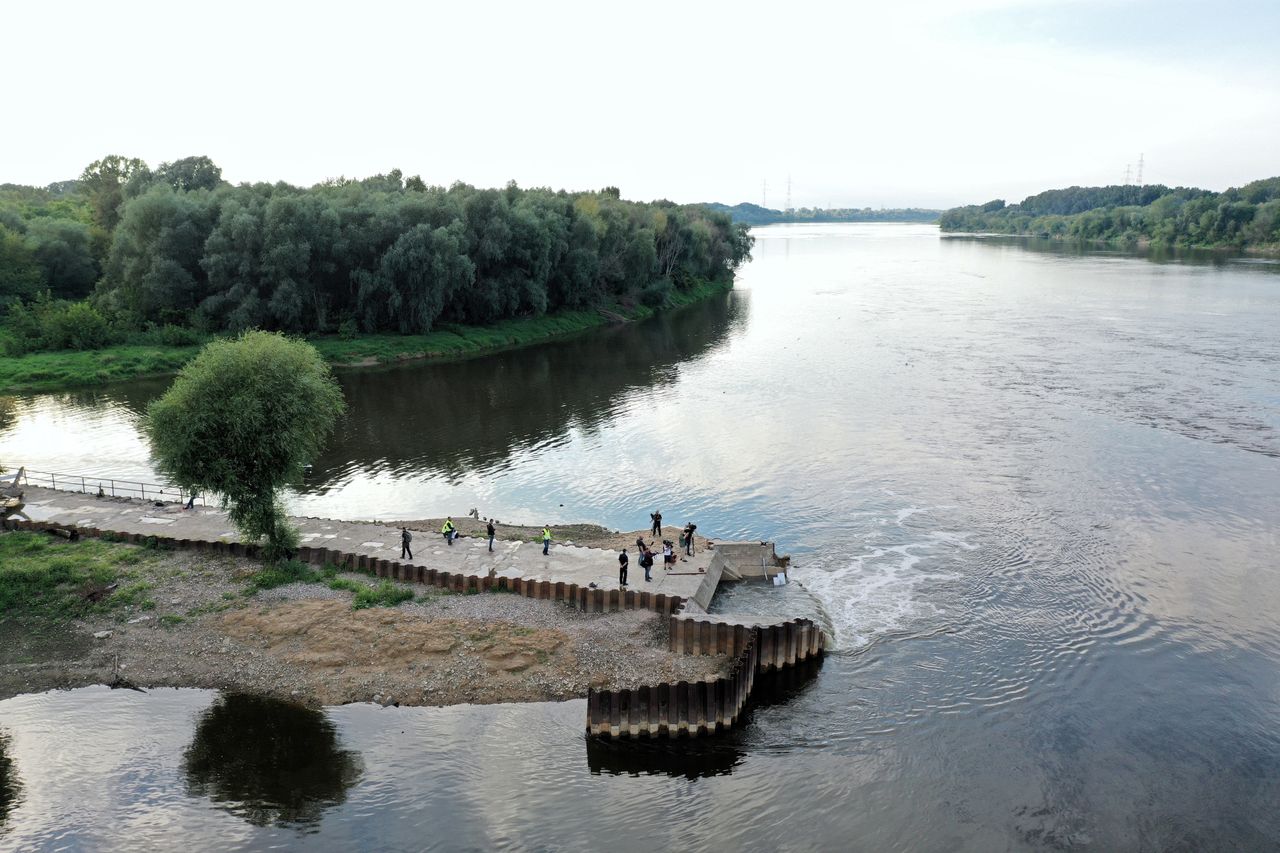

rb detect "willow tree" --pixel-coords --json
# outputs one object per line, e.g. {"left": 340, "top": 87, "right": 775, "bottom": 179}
{"left": 146, "top": 331, "right": 345, "bottom": 560}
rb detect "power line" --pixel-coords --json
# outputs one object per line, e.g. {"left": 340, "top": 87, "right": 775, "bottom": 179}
{"left": 1136, "top": 153, "right": 1144, "bottom": 187}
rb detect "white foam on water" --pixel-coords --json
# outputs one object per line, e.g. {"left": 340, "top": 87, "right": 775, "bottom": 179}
{"left": 800, "top": 535, "right": 967, "bottom": 651}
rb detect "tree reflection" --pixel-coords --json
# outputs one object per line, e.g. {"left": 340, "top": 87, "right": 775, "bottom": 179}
{"left": 305, "top": 291, "right": 747, "bottom": 486}
{"left": 183, "top": 694, "right": 362, "bottom": 828}
{"left": 0, "top": 731, "right": 20, "bottom": 827}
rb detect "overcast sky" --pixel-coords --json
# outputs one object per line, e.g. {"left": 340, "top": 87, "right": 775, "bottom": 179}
{"left": 6, "top": 0, "right": 1278, "bottom": 208}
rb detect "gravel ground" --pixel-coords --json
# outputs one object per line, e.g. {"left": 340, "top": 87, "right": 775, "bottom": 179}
{"left": 0, "top": 543, "right": 729, "bottom": 708}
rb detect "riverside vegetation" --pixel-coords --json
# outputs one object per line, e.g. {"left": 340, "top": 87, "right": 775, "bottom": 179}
{"left": 0, "top": 156, "right": 753, "bottom": 391}
{"left": 940, "top": 177, "right": 1280, "bottom": 251}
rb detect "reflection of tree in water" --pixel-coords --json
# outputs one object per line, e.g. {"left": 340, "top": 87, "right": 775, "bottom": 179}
{"left": 183, "top": 694, "right": 362, "bottom": 829}
{"left": 0, "top": 394, "right": 15, "bottom": 432}
{"left": 306, "top": 292, "right": 747, "bottom": 487}
{"left": 0, "top": 730, "right": 20, "bottom": 827}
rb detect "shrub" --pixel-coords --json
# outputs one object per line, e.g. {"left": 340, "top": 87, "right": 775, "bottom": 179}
{"left": 638, "top": 277, "right": 673, "bottom": 308}
{"left": 246, "top": 559, "right": 318, "bottom": 592}
{"left": 352, "top": 580, "right": 414, "bottom": 609}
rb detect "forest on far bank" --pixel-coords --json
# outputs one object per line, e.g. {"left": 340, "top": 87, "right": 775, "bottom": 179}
{"left": 705, "top": 201, "right": 940, "bottom": 226}
{"left": 939, "top": 178, "right": 1280, "bottom": 251}
{"left": 0, "top": 156, "right": 753, "bottom": 355}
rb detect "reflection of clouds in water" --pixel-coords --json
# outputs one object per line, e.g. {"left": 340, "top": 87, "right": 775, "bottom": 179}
{"left": 0, "top": 688, "right": 263, "bottom": 850}
{"left": 0, "top": 394, "right": 154, "bottom": 481}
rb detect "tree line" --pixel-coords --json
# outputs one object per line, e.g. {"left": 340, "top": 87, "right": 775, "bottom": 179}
{"left": 938, "top": 178, "right": 1280, "bottom": 250}
{"left": 705, "top": 202, "right": 940, "bottom": 226}
{"left": 0, "top": 156, "right": 753, "bottom": 353}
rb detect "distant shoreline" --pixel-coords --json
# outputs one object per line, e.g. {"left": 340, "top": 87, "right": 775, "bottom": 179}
{"left": 939, "top": 231, "right": 1280, "bottom": 258}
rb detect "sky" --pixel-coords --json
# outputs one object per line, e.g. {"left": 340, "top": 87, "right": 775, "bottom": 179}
{"left": 5, "top": 0, "right": 1278, "bottom": 209}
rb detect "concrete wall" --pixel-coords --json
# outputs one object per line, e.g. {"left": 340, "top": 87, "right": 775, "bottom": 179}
{"left": 711, "top": 541, "right": 788, "bottom": 580}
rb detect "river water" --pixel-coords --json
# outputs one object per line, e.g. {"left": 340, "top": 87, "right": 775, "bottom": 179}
{"left": 2, "top": 224, "right": 1279, "bottom": 850}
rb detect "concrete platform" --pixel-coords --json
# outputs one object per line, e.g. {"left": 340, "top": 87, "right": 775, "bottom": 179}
{"left": 10, "top": 487, "right": 718, "bottom": 602}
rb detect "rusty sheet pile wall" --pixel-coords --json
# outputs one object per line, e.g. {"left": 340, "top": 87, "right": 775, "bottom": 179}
{"left": 0, "top": 519, "right": 684, "bottom": 616}
{"left": 587, "top": 617, "right": 825, "bottom": 738}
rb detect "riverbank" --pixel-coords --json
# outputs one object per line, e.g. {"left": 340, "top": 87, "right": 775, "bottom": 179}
{"left": 0, "top": 278, "right": 733, "bottom": 394}
{"left": 940, "top": 231, "right": 1280, "bottom": 257}
{"left": 0, "top": 529, "right": 728, "bottom": 707}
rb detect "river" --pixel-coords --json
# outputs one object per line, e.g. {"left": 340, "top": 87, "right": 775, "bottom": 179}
{"left": 1, "top": 224, "right": 1278, "bottom": 850}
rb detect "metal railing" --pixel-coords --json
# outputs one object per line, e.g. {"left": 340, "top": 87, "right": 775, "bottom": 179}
{"left": 15, "top": 467, "right": 211, "bottom": 507}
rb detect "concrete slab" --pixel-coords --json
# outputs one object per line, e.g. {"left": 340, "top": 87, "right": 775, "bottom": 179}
{"left": 9, "top": 487, "right": 717, "bottom": 601}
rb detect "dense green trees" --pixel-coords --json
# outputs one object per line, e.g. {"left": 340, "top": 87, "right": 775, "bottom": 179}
{"left": 147, "top": 331, "right": 345, "bottom": 560}
{"left": 940, "top": 179, "right": 1280, "bottom": 250}
{"left": 1, "top": 157, "right": 752, "bottom": 354}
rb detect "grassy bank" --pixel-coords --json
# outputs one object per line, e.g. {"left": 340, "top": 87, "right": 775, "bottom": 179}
{"left": 0, "top": 278, "right": 733, "bottom": 394}
{"left": 0, "top": 531, "right": 163, "bottom": 622}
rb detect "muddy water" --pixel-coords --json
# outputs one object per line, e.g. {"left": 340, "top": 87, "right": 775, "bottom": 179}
{"left": 2, "top": 224, "right": 1280, "bottom": 850}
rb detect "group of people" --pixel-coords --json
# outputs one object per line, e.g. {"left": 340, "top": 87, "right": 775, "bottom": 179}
{"left": 399, "top": 509, "right": 697, "bottom": 592}
{"left": 399, "top": 518, "right": 548, "bottom": 560}
{"left": 619, "top": 511, "right": 698, "bottom": 586}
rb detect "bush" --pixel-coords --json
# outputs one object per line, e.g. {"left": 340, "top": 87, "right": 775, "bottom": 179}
{"left": 638, "top": 277, "right": 673, "bottom": 308}
{"left": 147, "top": 324, "right": 203, "bottom": 347}
{"left": 2, "top": 295, "right": 116, "bottom": 351}
{"left": 246, "top": 559, "right": 318, "bottom": 592}
{"left": 352, "top": 580, "right": 414, "bottom": 609}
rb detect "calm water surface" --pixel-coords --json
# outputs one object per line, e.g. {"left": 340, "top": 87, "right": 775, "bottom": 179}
{"left": 2, "top": 224, "right": 1279, "bottom": 851}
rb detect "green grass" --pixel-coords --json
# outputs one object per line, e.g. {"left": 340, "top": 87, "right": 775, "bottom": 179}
{"left": 0, "top": 278, "right": 734, "bottom": 394}
{"left": 0, "top": 344, "right": 201, "bottom": 393}
{"left": 352, "top": 580, "right": 415, "bottom": 610}
{"left": 0, "top": 531, "right": 162, "bottom": 620}
{"left": 327, "top": 577, "right": 364, "bottom": 593}
{"left": 244, "top": 560, "right": 323, "bottom": 592}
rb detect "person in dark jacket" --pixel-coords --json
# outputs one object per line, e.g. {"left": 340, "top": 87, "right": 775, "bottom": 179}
{"left": 618, "top": 549, "right": 629, "bottom": 586}
{"left": 487, "top": 520, "right": 496, "bottom": 552}
{"left": 401, "top": 527, "right": 413, "bottom": 560}
{"left": 640, "top": 546, "right": 654, "bottom": 582}
{"left": 683, "top": 522, "right": 697, "bottom": 556}
{"left": 650, "top": 510, "right": 662, "bottom": 536}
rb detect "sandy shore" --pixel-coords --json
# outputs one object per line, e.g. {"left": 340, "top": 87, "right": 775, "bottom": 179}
{"left": 0, "top": 534, "right": 728, "bottom": 708}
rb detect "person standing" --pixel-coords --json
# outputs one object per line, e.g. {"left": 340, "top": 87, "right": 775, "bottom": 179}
{"left": 487, "top": 520, "right": 496, "bottom": 553}
{"left": 618, "top": 549, "right": 629, "bottom": 586}
{"left": 541, "top": 525, "right": 552, "bottom": 556}
{"left": 401, "top": 527, "right": 413, "bottom": 560}
{"left": 683, "top": 522, "right": 697, "bottom": 556}
{"left": 650, "top": 510, "right": 662, "bottom": 537}
{"left": 640, "top": 546, "right": 654, "bottom": 582}
{"left": 442, "top": 517, "right": 456, "bottom": 546}
{"left": 663, "top": 540, "right": 674, "bottom": 568}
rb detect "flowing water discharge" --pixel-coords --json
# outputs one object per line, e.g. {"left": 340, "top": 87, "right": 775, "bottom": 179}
{"left": 2, "top": 224, "right": 1279, "bottom": 850}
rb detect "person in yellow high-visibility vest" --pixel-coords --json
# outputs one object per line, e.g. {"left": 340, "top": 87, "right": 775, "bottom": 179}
{"left": 442, "top": 517, "right": 456, "bottom": 546}
{"left": 541, "top": 525, "right": 552, "bottom": 555}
